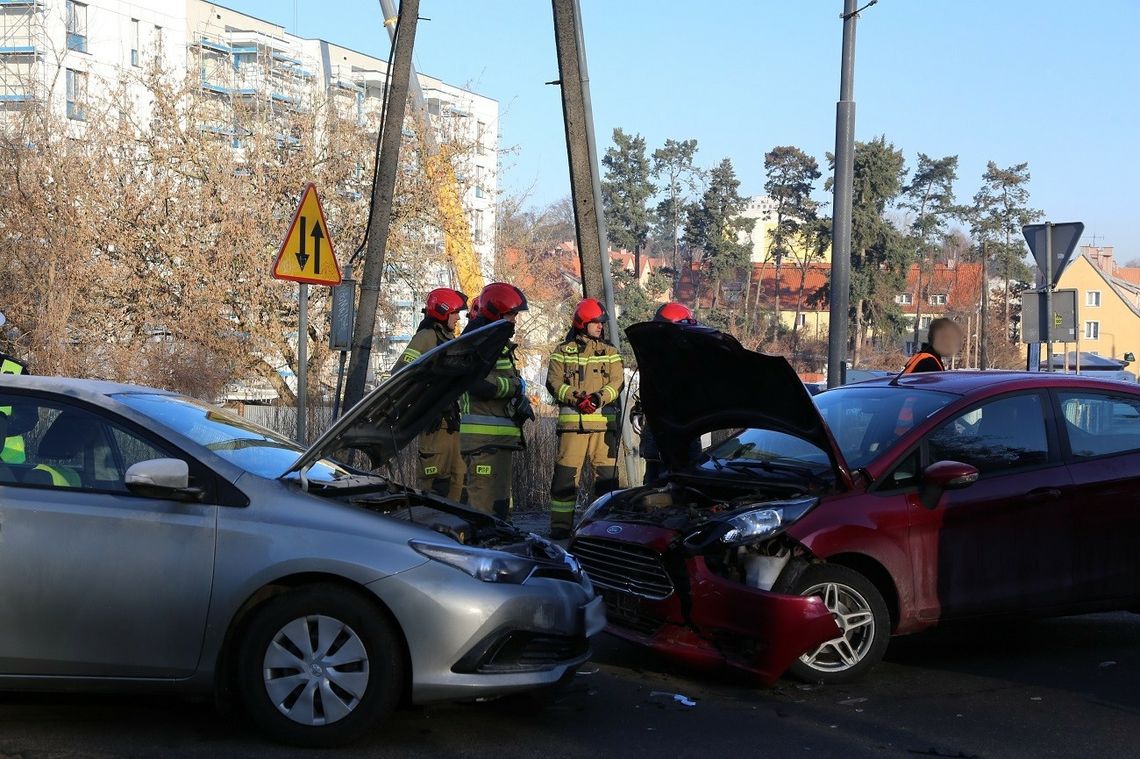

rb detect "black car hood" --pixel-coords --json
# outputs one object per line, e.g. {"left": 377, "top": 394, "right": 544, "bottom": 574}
{"left": 627, "top": 321, "right": 850, "bottom": 482}
{"left": 282, "top": 321, "right": 513, "bottom": 477}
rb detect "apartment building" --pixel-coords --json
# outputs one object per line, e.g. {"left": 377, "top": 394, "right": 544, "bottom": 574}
{"left": 1, "top": 0, "right": 499, "bottom": 384}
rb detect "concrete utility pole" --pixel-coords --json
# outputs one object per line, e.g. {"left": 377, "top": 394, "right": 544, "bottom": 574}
{"left": 342, "top": 0, "right": 420, "bottom": 410}
{"left": 551, "top": 0, "right": 620, "bottom": 345}
{"left": 827, "top": 0, "right": 872, "bottom": 388}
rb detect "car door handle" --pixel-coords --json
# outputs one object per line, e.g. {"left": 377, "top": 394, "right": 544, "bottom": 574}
{"left": 1024, "top": 487, "right": 1062, "bottom": 502}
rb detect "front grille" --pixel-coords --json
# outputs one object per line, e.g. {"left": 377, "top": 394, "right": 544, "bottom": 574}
{"left": 472, "top": 632, "right": 589, "bottom": 674}
{"left": 571, "top": 537, "right": 675, "bottom": 600}
{"left": 598, "top": 589, "right": 663, "bottom": 636}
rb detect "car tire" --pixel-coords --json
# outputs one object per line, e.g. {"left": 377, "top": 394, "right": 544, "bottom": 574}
{"left": 236, "top": 584, "right": 405, "bottom": 747}
{"left": 776, "top": 563, "right": 890, "bottom": 685}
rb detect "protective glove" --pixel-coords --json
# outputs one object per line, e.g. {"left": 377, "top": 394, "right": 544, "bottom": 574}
{"left": 576, "top": 394, "right": 598, "bottom": 414}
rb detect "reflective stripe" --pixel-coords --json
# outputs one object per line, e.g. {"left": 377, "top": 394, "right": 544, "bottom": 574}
{"left": 600, "top": 385, "right": 617, "bottom": 403}
{"left": 550, "top": 354, "right": 620, "bottom": 365}
{"left": 558, "top": 412, "right": 614, "bottom": 423}
{"left": 495, "top": 376, "right": 511, "bottom": 398}
{"left": 460, "top": 424, "right": 522, "bottom": 437}
{"left": 401, "top": 348, "right": 422, "bottom": 364}
{"left": 33, "top": 465, "right": 80, "bottom": 487}
{"left": 557, "top": 384, "right": 572, "bottom": 402}
{"left": 1, "top": 358, "right": 26, "bottom": 375}
{"left": 549, "top": 499, "right": 576, "bottom": 513}
{"left": 1, "top": 434, "right": 26, "bottom": 464}
{"left": 494, "top": 359, "right": 514, "bottom": 369}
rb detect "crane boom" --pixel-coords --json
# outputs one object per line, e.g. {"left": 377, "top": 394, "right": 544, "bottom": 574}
{"left": 378, "top": 0, "right": 485, "bottom": 298}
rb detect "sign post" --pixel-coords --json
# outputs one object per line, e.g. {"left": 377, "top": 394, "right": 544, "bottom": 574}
{"left": 1023, "top": 221, "right": 1084, "bottom": 374}
{"left": 272, "top": 183, "right": 342, "bottom": 443}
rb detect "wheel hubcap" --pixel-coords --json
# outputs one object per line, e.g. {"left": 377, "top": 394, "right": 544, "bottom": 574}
{"left": 263, "top": 614, "right": 370, "bottom": 726}
{"left": 799, "top": 581, "right": 875, "bottom": 673}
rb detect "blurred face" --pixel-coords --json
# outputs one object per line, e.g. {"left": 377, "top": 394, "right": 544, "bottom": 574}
{"left": 447, "top": 312, "right": 461, "bottom": 330}
{"left": 503, "top": 311, "right": 518, "bottom": 324}
{"left": 932, "top": 323, "right": 963, "bottom": 357}
{"left": 585, "top": 321, "right": 604, "bottom": 339}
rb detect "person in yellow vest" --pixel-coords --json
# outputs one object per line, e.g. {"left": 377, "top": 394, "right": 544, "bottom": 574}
{"left": 392, "top": 288, "right": 468, "bottom": 500}
{"left": 902, "top": 318, "right": 963, "bottom": 374}
{"left": 0, "top": 350, "right": 29, "bottom": 464}
{"left": 459, "top": 282, "right": 531, "bottom": 519}
{"left": 545, "top": 298, "right": 624, "bottom": 539}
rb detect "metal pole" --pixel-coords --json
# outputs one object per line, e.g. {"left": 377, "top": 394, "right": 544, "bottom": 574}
{"left": 342, "top": 0, "right": 420, "bottom": 410}
{"left": 1044, "top": 222, "right": 1053, "bottom": 372}
{"left": 826, "top": 0, "right": 860, "bottom": 389}
{"left": 297, "top": 283, "right": 308, "bottom": 443}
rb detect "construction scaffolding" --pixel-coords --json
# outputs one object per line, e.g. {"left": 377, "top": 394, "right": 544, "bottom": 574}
{"left": 0, "top": 0, "right": 45, "bottom": 109}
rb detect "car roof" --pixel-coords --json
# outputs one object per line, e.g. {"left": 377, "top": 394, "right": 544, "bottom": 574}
{"left": 844, "top": 370, "right": 1140, "bottom": 396}
{"left": 0, "top": 374, "right": 175, "bottom": 404}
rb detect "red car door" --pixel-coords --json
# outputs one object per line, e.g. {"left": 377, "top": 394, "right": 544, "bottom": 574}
{"left": 908, "top": 391, "right": 1074, "bottom": 621}
{"left": 1055, "top": 389, "right": 1140, "bottom": 604}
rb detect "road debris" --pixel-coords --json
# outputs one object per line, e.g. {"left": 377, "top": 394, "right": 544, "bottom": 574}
{"left": 649, "top": 691, "right": 698, "bottom": 707}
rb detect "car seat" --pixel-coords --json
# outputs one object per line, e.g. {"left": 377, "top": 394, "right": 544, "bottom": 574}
{"left": 24, "top": 412, "right": 103, "bottom": 488}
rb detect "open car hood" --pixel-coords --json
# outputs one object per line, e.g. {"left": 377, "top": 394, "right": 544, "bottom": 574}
{"left": 282, "top": 321, "right": 513, "bottom": 478}
{"left": 626, "top": 321, "right": 850, "bottom": 483}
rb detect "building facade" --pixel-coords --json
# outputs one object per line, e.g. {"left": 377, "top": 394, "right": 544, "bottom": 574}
{"left": 1, "top": 0, "right": 499, "bottom": 386}
{"left": 1054, "top": 247, "right": 1140, "bottom": 365}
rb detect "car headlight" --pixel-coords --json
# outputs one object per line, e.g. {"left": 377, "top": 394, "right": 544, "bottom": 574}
{"left": 719, "top": 497, "right": 818, "bottom": 545}
{"left": 409, "top": 540, "right": 537, "bottom": 584}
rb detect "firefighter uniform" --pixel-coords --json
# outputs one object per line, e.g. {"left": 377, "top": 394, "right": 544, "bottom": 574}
{"left": 546, "top": 335, "right": 624, "bottom": 534}
{"left": 0, "top": 352, "right": 27, "bottom": 464}
{"left": 460, "top": 341, "right": 527, "bottom": 519}
{"left": 394, "top": 321, "right": 465, "bottom": 500}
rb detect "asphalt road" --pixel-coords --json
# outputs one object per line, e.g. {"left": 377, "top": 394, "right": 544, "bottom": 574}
{"left": 1, "top": 611, "right": 1137, "bottom": 759}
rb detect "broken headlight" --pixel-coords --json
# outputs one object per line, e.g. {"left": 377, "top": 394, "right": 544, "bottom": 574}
{"left": 410, "top": 540, "right": 537, "bottom": 584}
{"left": 719, "top": 497, "right": 818, "bottom": 545}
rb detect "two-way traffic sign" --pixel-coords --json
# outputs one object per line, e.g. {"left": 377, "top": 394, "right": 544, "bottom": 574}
{"left": 273, "top": 183, "right": 342, "bottom": 286}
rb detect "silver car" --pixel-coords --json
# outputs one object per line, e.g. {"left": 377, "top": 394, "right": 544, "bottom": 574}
{"left": 0, "top": 322, "right": 604, "bottom": 746}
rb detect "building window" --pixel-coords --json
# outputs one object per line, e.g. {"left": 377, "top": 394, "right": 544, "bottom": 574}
{"left": 929, "top": 293, "right": 947, "bottom": 306}
{"left": 1084, "top": 321, "right": 1100, "bottom": 340}
{"left": 795, "top": 313, "right": 807, "bottom": 328}
{"left": 130, "top": 19, "right": 140, "bottom": 66}
{"left": 1086, "top": 290, "right": 1101, "bottom": 307}
{"left": 895, "top": 293, "right": 913, "bottom": 305}
{"left": 474, "top": 165, "right": 485, "bottom": 199}
{"left": 65, "top": 68, "right": 86, "bottom": 120}
{"left": 154, "top": 25, "right": 164, "bottom": 57}
{"left": 66, "top": 1, "right": 88, "bottom": 54}
{"left": 919, "top": 315, "right": 932, "bottom": 329}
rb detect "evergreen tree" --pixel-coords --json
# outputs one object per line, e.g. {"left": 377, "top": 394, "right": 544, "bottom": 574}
{"left": 651, "top": 138, "right": 701, "bottom": 278}
{"left": 764, "top": 145, "right": 821, "bottom": 337}
{"left": 901, "top": 153, "right": 959, "bottom": 349}
{"left": 601, "top": 128, "right": 655, "bottom": 277}
{"left": 684, "top": 158, "right": 754, "bottom": 317}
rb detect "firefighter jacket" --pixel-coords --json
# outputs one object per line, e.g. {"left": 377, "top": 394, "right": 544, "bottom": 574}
{"left": 459, "top": 341, "right": 527, "bottom": 453}
{"left": 394, "top": 320, "right": 459, "bottom": 432}
{"left": 546, "top": 334, "right": 624, "bottom": 432}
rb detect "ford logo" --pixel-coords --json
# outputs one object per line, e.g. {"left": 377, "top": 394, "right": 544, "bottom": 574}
{"left": 606, "top": 525, "right": 623, "bottom": 535}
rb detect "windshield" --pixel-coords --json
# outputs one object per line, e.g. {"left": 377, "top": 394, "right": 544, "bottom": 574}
{"left": 814, "top": 386, "right": 957, "bottom": 470}
{"left": 702, "top": 429, "right": 834, "bottom": 480}
{"left": 114, "top": 393, "right": 354, "bottom": 481}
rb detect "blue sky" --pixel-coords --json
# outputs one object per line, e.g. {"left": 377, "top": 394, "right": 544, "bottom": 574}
{"left": 227, "top": 0, "right": 1140, "bottom": 257}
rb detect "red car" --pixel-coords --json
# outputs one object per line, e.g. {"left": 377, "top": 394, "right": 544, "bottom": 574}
{"left": 571, "top": 323, "right": 1140, "bottom": 683}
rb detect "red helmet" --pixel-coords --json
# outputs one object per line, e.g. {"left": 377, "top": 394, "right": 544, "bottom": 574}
{"left": 424, "top": 288, "right": 468, "bottom": 322}
{"left": 478, "top": 282, "right": 528, "bottom": 320}
{"left": 572, "top": 298, "right": 607, "bottom": 331}
{"left": 653, "top": 302, "right": 697, "bottom": 325}
{"left": 468, "top": 296, "right": 481, "bottom": 319}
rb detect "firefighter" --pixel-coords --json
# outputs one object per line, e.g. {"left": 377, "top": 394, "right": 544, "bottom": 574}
{"left": 634, "top": 302, "right": 699, "bottom": 484}
{"left": 902, "top": 317, "right": 963, "bottom": 374}
{"left": 392, "top": 288, "right": 468, "bottom": 500}
{"left": 0, "top": 341, "right": 29, "bottom": 464}
{"left": 545, "top": 297, "right": 624, "bottom": 539}
{"left": 459, "top": 282, "right": 531, "bottom": 519}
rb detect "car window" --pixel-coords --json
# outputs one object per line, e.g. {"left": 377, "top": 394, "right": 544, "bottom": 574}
{"left": 1058, "top": 392, "right": 1140, "bottom": 459}
{"left": 0, "top": 394, "right": 174, "bottom": 494}
{"left": 927, "top": 393, "right": 1049, "bottom": 476}
{"left": 814, "top": 387, "right": 956, "bottom": 470}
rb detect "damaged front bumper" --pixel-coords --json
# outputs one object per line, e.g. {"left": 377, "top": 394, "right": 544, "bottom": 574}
{"left": 572, "top": 521, "right": 839, "bottom": 684}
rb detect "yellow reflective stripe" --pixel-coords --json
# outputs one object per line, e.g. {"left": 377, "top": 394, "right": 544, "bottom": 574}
{"left": 2, "top": 434, "right": 26, "bottom": 464}
{"left": 1, "top": 358, "right": 25, "bottom": 374}
{"left": 557, "top": 384, "right": 572, "bottom": 402}
{"left": 494, "top": 359, "right": 514, "bottom": 369}
{"left": 33, "top": 465, "right": 80, "bottom": 487}
{"left": 460, "top": 424, "right": 522, "bottom": 437}
{"left": 600, "top": 385, "right": 617, "bottom": 403}
{"left": 550, "top": 499, "right": 576, "bottom": 513}
{"left": 495, "top": 376, "right": 511, "bottom": 398}
{"left": 558, "top": 413, "right": 611, "bottom": 423}
{"left": 551, "top": 355, "right": 621, "bottom": 365}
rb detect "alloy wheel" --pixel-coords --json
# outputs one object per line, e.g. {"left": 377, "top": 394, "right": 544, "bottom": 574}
{"left": 799, "top": 581, "right": 876, "bottom": 672}
{"left": 262, "top": 614, "right": 371, "bottom": 726}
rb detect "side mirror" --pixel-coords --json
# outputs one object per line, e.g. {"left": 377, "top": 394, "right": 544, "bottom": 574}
{"left": 125, "top": 458, "right": 202, "bottom": 502}
{"left": 918, "top": 460, "right": 978, "bottom": 509}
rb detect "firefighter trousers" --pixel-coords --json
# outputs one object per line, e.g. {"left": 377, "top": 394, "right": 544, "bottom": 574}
{"left": 549, "top": 429, "right": 618, "bottom": 533}
{"left": 463, "top": 447, "right": 514, "bottom": 520}
{"left": 417, "top": 427, "right": 465, "bottom": 502}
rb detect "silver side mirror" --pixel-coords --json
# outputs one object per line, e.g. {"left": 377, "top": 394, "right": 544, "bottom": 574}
{"left": 125, "top": 458, "right": 201, "bottom": 501}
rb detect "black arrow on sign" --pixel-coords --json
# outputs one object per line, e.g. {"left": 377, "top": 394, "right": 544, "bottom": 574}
{"left": 295, "top": 216, "right": 310, "bottom": 270}
{"left": 311, "top": 221, "right": 324, "bottom": 275}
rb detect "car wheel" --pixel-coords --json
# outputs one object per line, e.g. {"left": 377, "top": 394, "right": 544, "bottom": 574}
{"left": 236, "top": 584, "right": 405, "bottom": 747}
{"left": 779, "top": 564, "right": 890, "bottom": 684}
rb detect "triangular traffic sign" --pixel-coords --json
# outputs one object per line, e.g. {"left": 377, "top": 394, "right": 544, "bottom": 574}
{"left": 1022, "top": 221, "right": 1083, "bottom": 288}
{"left": 273, "top": 183, "right": 342, "bottom": 286}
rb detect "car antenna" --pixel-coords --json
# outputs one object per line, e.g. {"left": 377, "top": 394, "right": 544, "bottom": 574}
{"left": 888, "top": 369, "right": 907, "bottom": 387}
